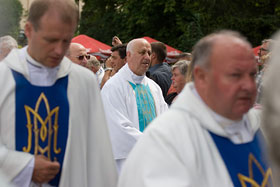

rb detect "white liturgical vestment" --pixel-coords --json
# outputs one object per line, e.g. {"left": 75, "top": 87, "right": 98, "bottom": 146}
{"left": 0, "top": 48, "right": 118, "bottom": 187}
{"left": 101, "top": 64, "right": 168, "bottom": 171}
{"left": 118, "top": 82, "right": 269, "bottom": 187}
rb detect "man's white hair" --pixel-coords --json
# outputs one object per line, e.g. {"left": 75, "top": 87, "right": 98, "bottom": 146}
{"left": 126, "top": 38, "right": 148, "bottom": 54}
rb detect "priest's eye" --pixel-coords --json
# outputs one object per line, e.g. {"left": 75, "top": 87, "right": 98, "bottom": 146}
{"left": 139, "top": 50, "right": 151, "bottom": 56}
{"left": 231, "top": 73, "right": 241, "bottom": 77}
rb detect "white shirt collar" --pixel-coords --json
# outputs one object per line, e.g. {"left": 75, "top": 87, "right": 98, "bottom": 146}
{"left": 22, "top": 46, "right": 60, "bottom": 86}
{"left": 126, "top": 64, "right": 145, "bottom": 84}
{"left": 192, "top": 86, "right": 254, "bottom": 144}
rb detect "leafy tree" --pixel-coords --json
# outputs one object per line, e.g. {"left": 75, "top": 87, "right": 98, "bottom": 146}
{"left": 79, "top": 0, "right": 280, "bottom": 52}
{"left": 0, "top": 0, "right": 23, "bottom": 38}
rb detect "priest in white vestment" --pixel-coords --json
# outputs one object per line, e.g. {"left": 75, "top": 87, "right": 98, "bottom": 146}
{"left": 118, "top": 31, "right": 273, "bottom": 187}
{"left": 0, "top": 0, "right": 117, "bottom": 186}
{"left": 101, "top": 38, "right": 168, "bottom": 172}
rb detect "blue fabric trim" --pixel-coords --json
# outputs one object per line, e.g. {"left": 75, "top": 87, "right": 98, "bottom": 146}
{"left": 209, "top": 130, "right": 272, "bottom": 186}
{"left": 12, "top": 70, "right": 69, "bottom": 186}
{"left": 128, "top": 81, "right": 156, "bottom": 132}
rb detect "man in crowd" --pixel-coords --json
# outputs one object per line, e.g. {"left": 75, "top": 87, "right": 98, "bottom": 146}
{"left": 66, "top": 42, "right": 89, "bottom": 67}
{"left": 100, "top": 44, "right": 127, "bottom": 89}
{"left": 101, "top": 38, "right": 168, "bottom": 172}
{"left": 118, "top": 31, "right": 272, "bottom": 186}
{"left": 0, "top": 0, "right": 117, "bottom": 186}
{"left": 86, "top": 55, "right": 104, "bottom": 88}
{"left": 0, "top": 35, "right": 18, "bottom": 61}
{"left": 256, "top": 39, "right": 274, "bottom": 104}
{"left": 148, "top": 42, "right": 172, "bottom": 99}
{"left": 258, "top": 39, "right": 272, "bottom": 61}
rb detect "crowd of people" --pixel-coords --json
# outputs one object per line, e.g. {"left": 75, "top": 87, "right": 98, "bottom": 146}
{"left": 0, "top": 0, "right": 279, "bottom": 186}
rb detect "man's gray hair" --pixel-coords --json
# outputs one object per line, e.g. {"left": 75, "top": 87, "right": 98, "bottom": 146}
{"left": 192, "top": 30, "right": 250, "bottom": 70}
{"left": 87, "top": 55, "right": 100, "bottom": 68}
{"left": 172, "top": 60, "right": 190, "bottom": 76}
{"left": 262, "top": 39, "right": 275, "bottom": 51}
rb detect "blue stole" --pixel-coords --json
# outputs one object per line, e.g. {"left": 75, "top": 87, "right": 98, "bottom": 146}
{"left": 128, "top": 81, "right": 156, "bottom": 132}
{"left": 209, "top": 130, "right": 273, "bottom": 187}
{"left": 12, "top": 70, "right": 69, "bottom": 186}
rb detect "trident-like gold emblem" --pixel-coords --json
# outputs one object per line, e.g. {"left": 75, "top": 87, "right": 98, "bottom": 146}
{"left": 23, "top": 93, "right": 61, "bottom": 160}
{"left": 238, "top": 153, "right": 273, "bottom": 187}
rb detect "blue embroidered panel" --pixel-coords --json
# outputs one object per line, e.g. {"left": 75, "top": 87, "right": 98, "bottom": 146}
{"left": 209, "top": 130, "right": 273, "bottom": 187}
{"left": 128, "top": 81, "right": 156, "bottom": 132}
{"left": 12, "top": 70, "right": 69, "bottom": 186}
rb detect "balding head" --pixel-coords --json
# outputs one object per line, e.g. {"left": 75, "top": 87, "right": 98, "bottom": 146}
{"left": 27, "top": 0, "right": 79, "bottom": 31}
{"left": 126, "top": 38, "right": 151, "bottom": 76}
{"left": 193, "top": 30, "right": 257, "bottom": 120}
{"left": 67, "top": 43, "right": 89, "bottom": 66}
{"left": 192, "top": 30, "right": 251, "bottom": 71}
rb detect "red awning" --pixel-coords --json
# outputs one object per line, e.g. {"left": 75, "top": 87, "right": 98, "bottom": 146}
{"left": 253, "top": 46, "right": 260, "bottom": 57}
{"left": 142, "top": 36, "right": 182, "bottom": 57}
{"left": 71, "top": 34, "right": 111, "bottom": 55}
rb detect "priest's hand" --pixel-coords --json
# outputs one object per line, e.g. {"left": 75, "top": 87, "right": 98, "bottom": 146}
{"left": 32, "top": 155, "right": 60, "bottom": 184}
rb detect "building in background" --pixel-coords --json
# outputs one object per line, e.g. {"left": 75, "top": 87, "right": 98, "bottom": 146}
{"left": 19, "top": 0, "right": 84, "bottom": 29}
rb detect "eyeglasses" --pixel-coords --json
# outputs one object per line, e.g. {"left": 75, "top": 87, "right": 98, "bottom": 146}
{"left": 76, "top": 55, "right": 90, "bottom": 60}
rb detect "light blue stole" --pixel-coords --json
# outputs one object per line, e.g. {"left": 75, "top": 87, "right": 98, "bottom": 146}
{"left": 128, "top": 81, "right": 156, "bottom": 132}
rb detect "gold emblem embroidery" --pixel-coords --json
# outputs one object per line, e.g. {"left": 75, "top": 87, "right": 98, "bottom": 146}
{"left": 238, "top": 153, "right": 273, "bottom": 187}
{"left": 23, "top": 93, "right": 61, "bottom": 160}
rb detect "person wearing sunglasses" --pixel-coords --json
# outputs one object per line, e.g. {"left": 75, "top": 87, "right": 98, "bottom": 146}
{"left": 66, "top": 42, "right": 89, "bottom": 67}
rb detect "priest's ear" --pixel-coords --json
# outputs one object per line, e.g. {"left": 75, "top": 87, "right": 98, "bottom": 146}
{"left": 24, "top": 22, "right": 33, "bottom": 40}
{"left": 126, "top": 51, "right": 131, "bottom": 58}
{"left": 193, "top": 65, "right": 209, "bottom": 87}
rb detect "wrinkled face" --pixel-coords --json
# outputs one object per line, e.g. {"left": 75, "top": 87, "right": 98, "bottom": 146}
{"left": 201, "top": 38, "right": 257, "bottom": 120}
{"left": 25, "top": 10, "right": 76, "bottom": 68}
{"left": 171, "top": 68, "right": 186, "bottom": 93}
{"left": 68, "top": 44, "right": 89, "bottom": 67}
{"left": 86, "top": 55, "right": 99, "bottom": 73}
{"left": 258, "top": 42, "right": 269, "bottom": 58}
{"left": 127, "top": 40, "right": 151, "bottom": 76}
{"left": 111, "top": 50, "right": 126, "bottom": 72}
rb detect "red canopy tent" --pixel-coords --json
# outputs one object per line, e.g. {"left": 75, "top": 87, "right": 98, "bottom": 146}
{"left": 253, "top": 46, "right": 260, "bottom": 57}
{"left": 142, "top": 36, "right": 182, "bottom": 62}
{"left": 71, "top": 34, "right": 112, "bottom": 60}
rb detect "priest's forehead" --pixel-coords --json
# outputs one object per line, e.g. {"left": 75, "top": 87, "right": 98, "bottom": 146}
{"left": 127, "top": 39, "right": 151, "bottom": 54}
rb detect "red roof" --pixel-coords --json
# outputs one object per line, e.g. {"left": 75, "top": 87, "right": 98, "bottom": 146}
{"left": 142, "top": 36, "right": 182, "bottom": 57}
{"left": 71, "top": 34, "right": 111, "bottom": 54}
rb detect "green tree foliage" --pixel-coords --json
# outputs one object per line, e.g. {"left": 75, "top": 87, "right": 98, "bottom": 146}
{"left": 80, "top": 0, "right": 280, "bottom": 52}
{"left": 0, "top": 0, "right": 23, "bottom": 38}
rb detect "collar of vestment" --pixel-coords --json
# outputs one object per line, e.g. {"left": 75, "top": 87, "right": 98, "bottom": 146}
{"left": 126, "top": 63, "right": 146, "bottom": 84}
{"left": 171, "top": 82, "right": 260, "bottom": 143}
{"left": 3, "top": 46, "right": 72, "bottom": 85}
{"left": 24, "top": 47, "right": 60, "bottom": 86}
